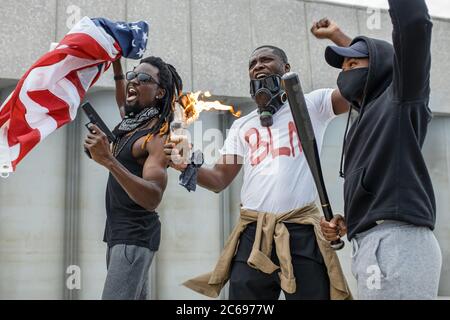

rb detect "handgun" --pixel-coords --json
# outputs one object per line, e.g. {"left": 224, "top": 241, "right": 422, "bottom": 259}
{"left": 81, "top": 102, "right": 116, "bottom": 158}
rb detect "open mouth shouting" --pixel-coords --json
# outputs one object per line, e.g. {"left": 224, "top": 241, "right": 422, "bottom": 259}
{"left": 255, "top": 72, "right": 270, "bottom": 80}
{"left": 126, "top": 85, "right": 138, "bottom": 103}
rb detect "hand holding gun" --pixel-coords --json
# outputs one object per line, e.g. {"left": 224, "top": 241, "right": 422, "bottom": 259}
{"left": 81, "top": 102, "right": 116, "bottom": 158}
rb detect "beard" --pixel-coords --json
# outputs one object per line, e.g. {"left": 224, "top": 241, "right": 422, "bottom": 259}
{"left": 124, "top": 101, "right": 145, "bottom": 117}
{"left": 125, "top": 98, "right": 162, "bottom": 118}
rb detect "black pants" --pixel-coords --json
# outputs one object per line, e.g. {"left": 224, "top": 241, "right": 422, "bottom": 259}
{"left": 229, "top": 223, "right": 330, "bottom": 300}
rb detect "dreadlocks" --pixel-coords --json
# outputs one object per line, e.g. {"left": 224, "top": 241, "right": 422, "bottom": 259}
{"left": 139, "top": 56, "right": 183, "bottom": 147}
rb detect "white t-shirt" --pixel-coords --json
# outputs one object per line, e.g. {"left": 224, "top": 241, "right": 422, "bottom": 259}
{"left": 220, "top": 88, "right": 336, "bottom": 214}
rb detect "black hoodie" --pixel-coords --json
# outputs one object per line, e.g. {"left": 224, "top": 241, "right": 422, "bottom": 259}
{"left": 342, "top": 0, "right": 435, "bottom": 240}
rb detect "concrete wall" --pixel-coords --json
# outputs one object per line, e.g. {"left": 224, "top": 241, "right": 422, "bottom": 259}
{"left": 0, "top": 0, "right": 449, "bottom": 299}
{"left": 0, "top": 84, "right": 66, "bottom": 299}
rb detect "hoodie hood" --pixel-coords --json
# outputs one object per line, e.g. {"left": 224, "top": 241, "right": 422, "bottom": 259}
{"left": 351, "top": 36, "right": 394, "bottom": 109}
{"left": 337, "top": 36, "right": 395, "bottom": 177}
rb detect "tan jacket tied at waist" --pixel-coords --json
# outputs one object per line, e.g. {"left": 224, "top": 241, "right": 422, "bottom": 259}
{"left": 183, "top": 204, "right": 352, "bottom": 300}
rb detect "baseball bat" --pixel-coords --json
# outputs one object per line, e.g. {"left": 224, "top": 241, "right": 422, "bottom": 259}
{"left": 282, "top": 72, "right": 344, "bottom": 250}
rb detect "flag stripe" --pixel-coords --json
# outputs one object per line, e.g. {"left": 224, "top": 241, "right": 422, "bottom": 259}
{"left": 0, "top": 16, "right": 149, "bottom": 173}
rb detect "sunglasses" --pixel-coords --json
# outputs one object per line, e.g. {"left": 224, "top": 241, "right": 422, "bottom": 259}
{"left": 250, "top": 74, "right": 282, "bottom": 97}
{"left": 126, "top": 71, "right": 160, "bottom": 86}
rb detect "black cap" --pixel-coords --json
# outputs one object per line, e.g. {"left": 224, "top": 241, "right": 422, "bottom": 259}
{"left": 325, "top": 40, "right": 369, "bottom": 69}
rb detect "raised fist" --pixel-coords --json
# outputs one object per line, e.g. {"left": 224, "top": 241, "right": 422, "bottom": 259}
{"left": 310, "top": 18, "right": 340, "bottom": 40}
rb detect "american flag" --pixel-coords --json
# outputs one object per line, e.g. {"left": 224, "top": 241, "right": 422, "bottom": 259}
{"left": 0, "top": 16, "right": 149, "bottom": 175}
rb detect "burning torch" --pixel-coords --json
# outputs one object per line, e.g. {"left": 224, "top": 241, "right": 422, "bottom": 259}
{"left": 168, "top": 91, "right": 241, "bottom": 191}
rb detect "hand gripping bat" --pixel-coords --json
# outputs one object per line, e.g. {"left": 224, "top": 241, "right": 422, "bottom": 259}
{"left": 282, "top": 72, "right": 344, "bottom": 250}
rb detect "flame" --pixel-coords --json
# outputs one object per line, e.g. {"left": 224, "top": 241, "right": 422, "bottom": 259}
{"left": 178, "top": 91, "right": 241, "bottom": 126}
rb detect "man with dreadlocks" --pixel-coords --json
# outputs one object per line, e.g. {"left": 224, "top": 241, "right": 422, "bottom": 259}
{"left": 84, "top": 56, "right": 182, "bottom": 300}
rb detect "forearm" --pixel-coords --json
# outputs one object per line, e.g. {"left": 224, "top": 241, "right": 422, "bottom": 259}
{"left": 112, "top": 60, "right": 126, "bottom": 116}
{"left": 329, "top": 29, "right": 352, "bottom": 47}
{"left": 389, "top": 0, "right": 432, "bottom": 100}
{"left": 106, "top": 158, "right": 164, "bottom": 211}
{"left": 197, "top": 167, "right": 229, "bottom": 193}
{"left": 389, "top": 0, "right": 431, "bottom": 44}
{"left": 389, "top": 0, "right": 430, "bottom": 28}
{"left": 389, "top": 0, "right": 431, "bottom": 49}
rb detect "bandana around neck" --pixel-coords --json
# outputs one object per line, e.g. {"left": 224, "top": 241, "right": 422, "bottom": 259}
{"left": 113, "top": 107, "right": 160, "bottom": 138}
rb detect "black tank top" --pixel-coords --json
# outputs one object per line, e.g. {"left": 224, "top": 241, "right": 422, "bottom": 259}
{"left": 103, "top": 128, "right": 161, "bottom": 250}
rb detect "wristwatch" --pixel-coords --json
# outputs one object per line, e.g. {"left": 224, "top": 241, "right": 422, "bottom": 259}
{"left": 114, "top": 74, "right": 124, "bottom": 81}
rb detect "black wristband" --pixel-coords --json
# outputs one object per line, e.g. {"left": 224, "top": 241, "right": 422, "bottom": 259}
{"left": 114, "top": 74, "right": 124, "bottom": 81}
{"left": 178, "top": 150, "right": 204, "bottom": 192}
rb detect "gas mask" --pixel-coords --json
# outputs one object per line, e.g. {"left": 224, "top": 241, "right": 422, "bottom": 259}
{"left": 250, "top": 74, "right": 287, "bottom": 127}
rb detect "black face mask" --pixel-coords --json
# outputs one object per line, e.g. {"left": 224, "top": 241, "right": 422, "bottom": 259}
{"left": 250, "top": 74, "right": 287, "bottom": 127}
{"left": 337, "top": 67, "right": 369, "bottom": 108}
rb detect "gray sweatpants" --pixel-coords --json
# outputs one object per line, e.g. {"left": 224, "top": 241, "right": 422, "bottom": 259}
{"left": 351, "top": 220, "right": 442, "bottom": 300}
{"left": 102, "top": 244, "right": 155, "bottom": 300}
